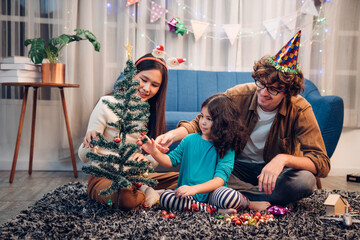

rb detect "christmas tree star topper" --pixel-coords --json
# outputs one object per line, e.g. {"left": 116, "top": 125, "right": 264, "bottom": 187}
{"left": 124, "top": 41, "right": 133, "bottom": 60}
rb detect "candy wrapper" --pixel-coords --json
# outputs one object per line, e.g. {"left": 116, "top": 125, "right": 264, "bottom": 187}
{"left": 267, "top": 205, "right": 291, "bottom": 215}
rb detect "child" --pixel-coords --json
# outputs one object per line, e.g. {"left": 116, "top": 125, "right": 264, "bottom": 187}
{"left": 142, "top": 93, "right": 270, "bottom": 214}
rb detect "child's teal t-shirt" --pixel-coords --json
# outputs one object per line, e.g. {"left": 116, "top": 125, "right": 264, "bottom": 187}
{"left": 168, "top": 133, "right": 235, "bottom": 202}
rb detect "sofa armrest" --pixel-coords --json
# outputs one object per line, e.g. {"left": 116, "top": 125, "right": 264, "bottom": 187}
{"left": 305, "top": 95, "right": 344, "bottom": 158}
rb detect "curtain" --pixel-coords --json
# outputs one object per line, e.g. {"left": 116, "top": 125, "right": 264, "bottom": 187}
{"left": 1, "top": 0, "right": 358, "bottom": 171}
{"left": 322, "top": 0, "right": 360, "bottom": 127}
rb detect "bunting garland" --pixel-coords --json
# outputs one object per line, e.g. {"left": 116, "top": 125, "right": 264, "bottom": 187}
{"left": 191, "top": 20, "right": 209, "bottom": 41}
{"left": 126, "top": 0, "right": 139, "bottom": 7}
{"left": 301, "top": 0, "right": 319, "bottom": 16}
{"left": 150, "top": 1, "right": 167, "bottom": 23}
{"left": 263, "top": 18, "right": 280, "bottom": 40}
{"left": 223, "top": 24, "right": 241, "bottom": 45}
{"left": 124, "top": 0, "right": 322, "bottom": 44}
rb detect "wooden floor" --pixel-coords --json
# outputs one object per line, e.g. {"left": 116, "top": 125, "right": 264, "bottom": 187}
{"left": 0, "top": 171, "right": 359, "bottom": 226}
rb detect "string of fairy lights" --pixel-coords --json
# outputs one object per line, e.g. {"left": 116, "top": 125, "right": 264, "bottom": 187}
{"left": 117, "top": 0, "right": 329, "bottom": 78}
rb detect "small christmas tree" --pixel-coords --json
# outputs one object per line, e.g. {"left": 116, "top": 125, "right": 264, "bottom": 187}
{"left": 82, "top": 58, "right": 158, "bottom": 204}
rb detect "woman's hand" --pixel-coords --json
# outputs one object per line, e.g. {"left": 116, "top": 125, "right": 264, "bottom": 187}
{"left": 82, "top": 130, "right": 99, "bottom": 148}
{"left": 130, "top": 153, "right": 147, "bottom": 162}
{"left": 174, "top": 185, "right": 198, "bottom": 199}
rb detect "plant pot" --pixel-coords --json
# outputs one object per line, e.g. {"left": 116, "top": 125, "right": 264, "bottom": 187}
{"left": 41, "top": 63, "right": 65, "bottom": 83}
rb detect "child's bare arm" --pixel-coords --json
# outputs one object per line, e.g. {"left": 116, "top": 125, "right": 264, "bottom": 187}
{"left": 142, "top": 138, "right": 173, "bottom": 168}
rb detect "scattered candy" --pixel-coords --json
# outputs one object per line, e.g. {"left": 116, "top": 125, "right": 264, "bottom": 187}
{"left": 215, "top": 212, "right": 275, "bottom": 226}
{"left": 267, "top": 205, "right": 291, "bottom": 215}
{"left": 107, "top": 199, "right": 113, "bottom": 206}
{"left": 159, "top": 210, "right": 176, "bottom": 219}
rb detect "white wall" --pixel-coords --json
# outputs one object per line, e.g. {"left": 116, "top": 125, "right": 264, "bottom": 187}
{"left": 0, "top": 97, "right": 82, "bottom": 172}
{"left": 328, "top": 128, "right": 360, "bottom": 176}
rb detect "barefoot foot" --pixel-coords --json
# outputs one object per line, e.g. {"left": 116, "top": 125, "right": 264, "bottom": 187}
{"left": 218, "top": 208, "right": 237, "bottom": 215}
{"left": 249, "top": 201, "right": 271, "bottom": 211}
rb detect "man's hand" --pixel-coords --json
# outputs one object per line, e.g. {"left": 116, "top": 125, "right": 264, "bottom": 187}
{"left": 155, "top": 127, "right": 189, "bottom": 153}
{"left": 155, "top": 131, "right": 175, "bottom": 149}
{"left": 174, "top": 185, "right": 198, "bottom": 199}
{"left": 82, "top": 130, "right": 99, "bottom": 148}
{"left": 258, "top": 154, "right": 287, "bottom": 194}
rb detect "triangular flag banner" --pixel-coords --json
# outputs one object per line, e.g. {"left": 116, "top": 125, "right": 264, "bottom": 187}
{"left": 191, "top": 20, "right": 209, "bottom": 41}
{"left": 223, "top": 24, "right": 241, "bottom": 45}
{"left": 281, "top": 12, "right": 298, "bottom": 32}
{"left": 126, "top": 0, "right": 140, "bottom": 7}
{"left": 263, "top": 18, "right": 280, "bottom": 39}
{"left": 150, "top": 1, "right": 167, "bottom": 23}
{"left": 301, "top": 0, "right": 318, "bottom": 16}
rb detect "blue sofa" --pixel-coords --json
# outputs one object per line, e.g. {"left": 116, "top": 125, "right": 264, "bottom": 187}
{"left": 165, "top": 69, "right": 344, "bottom": 163}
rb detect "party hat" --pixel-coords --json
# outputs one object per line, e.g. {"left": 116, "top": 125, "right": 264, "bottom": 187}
{"left": 268, "top": 30, "right": 301, "bottom": 74}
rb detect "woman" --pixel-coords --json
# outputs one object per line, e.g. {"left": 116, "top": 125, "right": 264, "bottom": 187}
{"left": 78, "top": 53, "right": 178, "bottom": 210}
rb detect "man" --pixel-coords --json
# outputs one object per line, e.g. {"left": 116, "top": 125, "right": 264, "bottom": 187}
{"left": 155, "top": 30, "right": 330, "bottom": 205}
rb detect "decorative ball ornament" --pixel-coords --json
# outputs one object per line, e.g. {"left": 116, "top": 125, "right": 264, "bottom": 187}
{"left": 134, "top": 182, "right": 142, "bottom": 188}
{"left": 136, "top": 140, "right": 143, "bottom": 146}
{"left": 140, "top": 169, "right": 149, "bottom": 178}
{"left": 114, "top": 137, "right": 121, "bottom": 143}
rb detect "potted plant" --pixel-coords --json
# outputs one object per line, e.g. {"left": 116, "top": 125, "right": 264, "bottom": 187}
{"left": 24, "top": 29, "right": 101, "bottom": 83}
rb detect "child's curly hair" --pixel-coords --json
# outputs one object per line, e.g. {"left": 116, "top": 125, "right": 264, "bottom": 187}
{"left": 201, "top": 93, "right": 247, "bottom": 159}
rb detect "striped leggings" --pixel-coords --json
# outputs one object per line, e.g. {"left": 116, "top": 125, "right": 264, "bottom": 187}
{"left": 159, "top": 186, "right": 249, "bottom": 213}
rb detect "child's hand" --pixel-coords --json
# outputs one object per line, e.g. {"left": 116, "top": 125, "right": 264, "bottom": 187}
{"left": 141, "top": 137, "right": 157, "bottom": 155}
{"left": 175, "top": 185, "right": 197, "bottom": 199}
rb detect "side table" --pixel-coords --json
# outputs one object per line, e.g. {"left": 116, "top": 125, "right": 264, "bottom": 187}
{"left": 2, "top": 82, "right": 79, "bottom": 183}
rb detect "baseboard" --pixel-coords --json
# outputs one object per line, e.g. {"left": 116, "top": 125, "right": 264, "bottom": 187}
{"left": 328, "top": 168, "right": 360, "bottom": 176}
{"left": 0, "top": 159, "right": 82, "bottom": 171}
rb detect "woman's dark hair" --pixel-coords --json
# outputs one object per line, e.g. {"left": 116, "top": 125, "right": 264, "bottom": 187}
{"left": 201, "top": 93, "right": 247, "bottom": 158}
{"left": 135, "top": 53, "right": 168, "bottom": 139}
{"left": 251, "top": 55, "right": 304, "bottom": 98}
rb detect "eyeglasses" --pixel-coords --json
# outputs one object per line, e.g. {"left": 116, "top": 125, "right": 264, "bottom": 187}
{"left": 254, "top": 78, "right": 286, "bottom": 96}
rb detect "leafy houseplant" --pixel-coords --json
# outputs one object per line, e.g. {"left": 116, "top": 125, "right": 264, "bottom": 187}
{"left": 24, "top": 29, "right": 100, "bottom": 83}
{"left": 24, "top": 29, "right": 100, "bottom": 64}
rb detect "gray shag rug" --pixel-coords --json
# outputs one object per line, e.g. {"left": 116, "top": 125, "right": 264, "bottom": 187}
{"left": 0, "top": 182, "right": 359, "bottom": 239}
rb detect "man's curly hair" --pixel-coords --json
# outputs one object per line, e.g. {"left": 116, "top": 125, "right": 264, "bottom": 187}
{"left": 251, "top": 55, "right": 304, "bottom": 98}
{"left": 201, "top": 93, "right": 247, "bottom": 159}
